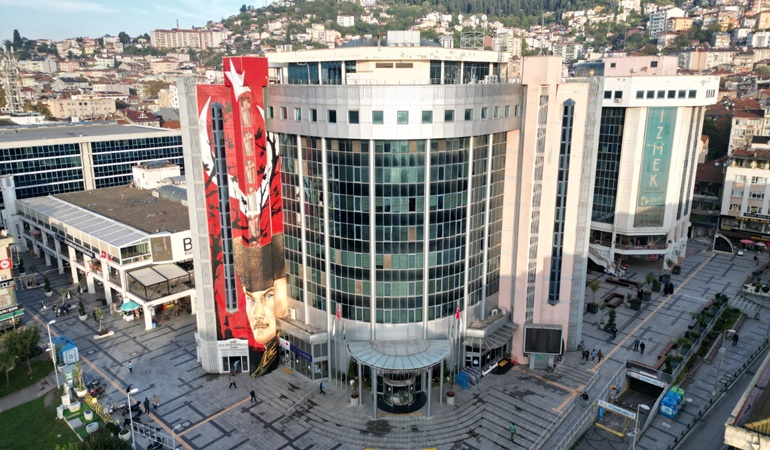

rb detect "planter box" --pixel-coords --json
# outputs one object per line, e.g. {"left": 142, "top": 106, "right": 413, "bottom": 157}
{"left": 119, "top": 431, "right": 131, "bottom": 441}
{"left": 630, "top": 302, "right": 642, "bottom": 311}
{"left": 643, "top": 292, "right": 652, "bottom": 301}
{"left": 350, "top": 396, "right": 359, "bottom": 406}
{"left": 84, "top": 409, "right": 93, "bottom": 421}
{"left": 68, "top": 401, "right": 81, "bottom": 413}
{"left": 586, "top": 303, "right": 599, "bottom": 314}
{"left": 672, "top": 266, "right": 682, "bottom": 275}
{"left": 652, "top": 283, "right": 661, "bottom": 293}
{"left": 75, "top": 388, "right": 87, "bottom": 398}
{"left": 86, "top": 422, "right": 99, "bottom": 434}
{"left": 45, "top": 291, "right": 53, "bottom": 297}
{"left": 79, "top": 315, "right": 87, "bottom": 322}
{"left": 446, "top": 393, "right": 455, "bottom": 406}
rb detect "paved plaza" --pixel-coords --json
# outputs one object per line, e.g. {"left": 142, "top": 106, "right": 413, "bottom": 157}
{"left": 10, "top": 240, "right": 770, "bottom": 449}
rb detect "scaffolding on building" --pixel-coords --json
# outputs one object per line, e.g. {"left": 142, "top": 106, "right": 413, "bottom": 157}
{"left": 1, "top": 48, "right": 24, "bottom": 114}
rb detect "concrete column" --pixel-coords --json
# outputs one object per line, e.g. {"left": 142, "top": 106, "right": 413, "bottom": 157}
{"left": 42, "top": 234, "right": 52, "bottom": 266}
{"left": 427, "top": 368, "right": 432, "bottom": 418}
{"left": 439, "top": 360, "right": 444, "bottom": 404}
{"left": 84, "top": 256, "right": 95, "bottom": 293}
{"left": 104, "top": 285, "right": 113, "bottom": 305}
{"left": 357, "top": 361, "right": 362, "bottom": 406}
{"left": 53, "top": 239, "right": 64, "bottom": 274}
{"left": 67, "top": 246, "right": 78, "bottom": 284}
{"left": 31, "top": 236, "right": 39, "bottom": 257}
{"left": 372, "top": 368, "right": 377, "bottom": 419}
{"left": 143, "top": 305, "right": 153, "bottom": 330}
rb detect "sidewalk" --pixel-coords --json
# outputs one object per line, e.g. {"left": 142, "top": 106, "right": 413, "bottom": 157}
{"left": 0, "top": 372, "right": 57, "bottom": 413}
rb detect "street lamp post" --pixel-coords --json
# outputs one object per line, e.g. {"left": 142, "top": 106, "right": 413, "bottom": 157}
{"left": 713, "top": 329, "right": 735, "bottom": 396}
{"left": 171, "top": 424, "right": 182, "bottom": 450}
{"left": 126, "top": 387, "right": 139, "bottom": 450}
{"left": 632, "top": 403, "right": 651, "bottom": 450}
{"left": 46, "top": 320, "right": 60, "bottom": 389}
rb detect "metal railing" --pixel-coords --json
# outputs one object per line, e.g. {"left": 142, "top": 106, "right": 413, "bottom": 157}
{"left": 530, "top": 366, "right": 602, "bottom": 449}
{"left": 549, "top": 363, "right": 626, "bottom": 450}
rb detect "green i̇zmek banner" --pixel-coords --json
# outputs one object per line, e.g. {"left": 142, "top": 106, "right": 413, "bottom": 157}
{"left": 635, "top": 107, "right": 676, "bottom": 227}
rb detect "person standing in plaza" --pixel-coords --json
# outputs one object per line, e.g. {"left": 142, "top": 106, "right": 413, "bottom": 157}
{"left": 250, "top": 390, "right": 257, "bottom": 403}
{"left": 597, "top": 350, "right": 603, "bottom": 363}
{"left": 229, "top": 375, "right": 237, "bottom": 389}
{"left": 581, "top": 391, "right": 589, "bottom": 407}
{"left": 144, "top": 398, "right": 150, "bottom": 414}
{"left": 319, "top": 381, "right": 326, "bottom": 395}
{"left": 733, "top": 333, "right": 740, "bottom": 347}
{"left": 152, "top": 395, "right": 159, "bottom": 410}
{"left": 509, "top": 423, "right": 517, "bottom": 441}
{"left": 633, "top": 337, "right": 640, "bottom": 352}
{"left": 128, "top": 360, "right": 133, "bottom": 374}
{"left": 640, "top": 342, "right": 645, "bottom": 355}
{"left": 590, "top": 349, "right": 597, "bottom": 362}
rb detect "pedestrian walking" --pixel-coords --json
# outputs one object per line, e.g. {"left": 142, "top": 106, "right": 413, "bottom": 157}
{"left": 319, "top": 381, "right": 326, "bottom": 395}
{"left": 581, "top": 391, "right": 589, "bottom": 407}
{"left": 612, "top": 327, "right": 617, "bottom": 340}
{"left": 250, "top": 390, "right": 257, "bottom": 403}
{"left": 152, "top": 395, "right": 159, "bottom": 410}
{"left": 583, "top": 349, "right": 589, "bottom": 361}
{"left": 40, "top": 300, "right": 46, "bottom": 310}
{"left": 755, "top": 255, "right": 759, "bottom": 266}
{"left": 228, "top": 375, "right": 237, "bottom": 389}
{"left": 590, "top": 349, "right": 597, "bottom": 362}
{"left": 128, "top": 360, "right": 133, "bottom": 373}
{"left": 639, "top": 342, "right": 645, "bottom": 355}
{"left": 509, "top": 423, "right": 517, "bottom": 441}
{"left": 233, "top": 360, "right": 240, "bottom": 373}
{"left": 144, "top": 398, "right": 150, "bottom": 414}
{"left": 597, "top": 350, "right": 603, "bottom": 362}
{"left": 633, "top": 337, "right": 640, "bottom": 352}
{"left": 733, "top": 333, "right": 740, "bottom": 347}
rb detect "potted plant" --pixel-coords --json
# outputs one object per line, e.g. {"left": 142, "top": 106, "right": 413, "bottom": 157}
{"left": 586, "top": 279, "right": 601, "bottom": 314}
{"left": 606, "top": 309, "right": 617, "bottom": 334}
{"left": 646, "top": 272, "right": 657, "bottom": 291}
{"left": 73, "top": 362, "right": 87, "bottom": 398}
{"left": 78, "top": 300, "right": 87, "bottom": 321}
{"left": 446, "top": 386, "right": 456, "bottom": 406}
{"left": 672, "top": 265, "right": 681, "bottom": 275}
{"left": 58, "top": 288, "right": 68, "bottom": 306}
{"left": 44, "top": 277, "right": 53, "bottom": 297}
{"left": 118, "top": 427, "right": 131, "bottom": 441}
{"left": 350, "top": 378, "right": 359, "bottom": 406}
{"left": 629, "top": 297, "right": 643, "bottom": 311}
{"left": 598, "top": 304, "right": 607, "bottom": 329}
{"left": 94, "top": 307, "right": 106, "bottom": 335}
{"left": 675, "top": 337, "right": 692, "bottom": 355}
{"left": 642, "top": 290, "right": 652, "bottom": 301}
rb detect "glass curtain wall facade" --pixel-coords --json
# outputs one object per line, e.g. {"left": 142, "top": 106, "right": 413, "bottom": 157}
{"left": 592, "top": 107, "right": 625, "bottom": 224}
{"left": 279, "top": 134, "right": 506, "bottom": 327}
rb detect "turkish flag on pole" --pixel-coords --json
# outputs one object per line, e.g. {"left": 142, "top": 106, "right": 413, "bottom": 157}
{"left": 455, "top": 303, "right": 461, "bottom": 320}
{"left": 336, "top": 303, "right": 341, "bottom": 322}
{"left": 100, "top": 250, "right": 107, "bottom": 259}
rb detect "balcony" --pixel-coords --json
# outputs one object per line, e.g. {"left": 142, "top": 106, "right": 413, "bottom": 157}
{"left": 126, "top": 264, "right": 194, "bottom": 302}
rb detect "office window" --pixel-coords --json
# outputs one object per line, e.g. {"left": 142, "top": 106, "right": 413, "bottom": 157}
{"left": 688, "top": 90, "right": 697, "bottom": 98}
{"left": 604, "top": 91, "right": 612, "bottom": 99}
{"left": 678, "top": 90, "right": 686, "bottom": 99}
{"left": 667, "top": 90, "right": 675, "bottom": 99}
{"left": 481, "top": 107, "right": 488, "bottom": 119}
{"left": 750, "top": 191, "right": 765, "bottom": 199}
{"left": 422, "top": 110, "right": 433, "bottom": 124}
{"left": 636, "top": 91, "right": 644, "bottom": 99}
{"left": 444, "top": 109, "right": 454, "bottom": 122}
{"left": 735, "top": 175, "right": 747, "bottom": 183}
{"left": 505, "top": 105, "right": 511, "bottom": 117}
{"left": 731, "top": 189, "right": 744, "bottom": 197}
{"left": 267, "top": 106, "right": 274, "bottom": 119}
{"left": 328, "top": 110, "right": 337, "bottom": 123}
{"left": 294, "top": 108, "right": 301, "bottom": 121}
{"left": 657, "top": 90, "right": 665, "bottom": 99}
{"left": 493, "top": 106, "right": 500, "bottom": 118}
{"left": 646, "top": 90, "right": 654, "bottom": 99}
{"left": 514, "top": 105, "right": 520, "bottom": 116}
{"left": 280, "top": 107, "right": 288, "bottom": 119}
{"left": 397, "top": 111, "right": 408, "bottom": 124}
{"left": 310, "top": 109, "right": 317, "bottom": 122}
{"left": 651, "top": 61, "right": 658, "bottom": 68}
{"left": 752, "top": 176, "right": 767, "bottom": 184}
{"left": 610, "top": 62, "right": 616, "bottom": 68}
{"left": 614, "top": 91, "right": 622, "bottom": 99}
{"left": 372, "top": 110, "right": 383, "bottom": 124}
{"left": 349, "top": 110, "right": 359, "bottom": 124}
{"left": 464, "top": 108, "right": 473, "bottom": 121}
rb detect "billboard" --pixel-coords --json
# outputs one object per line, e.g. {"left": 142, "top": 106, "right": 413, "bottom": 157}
{"left": 150, "top": 235, "right": 173, "bottom": 262}
{"left": 523, "top": 324, "right": 563, "bottom": 355}
{"left": 635, "top": 107, "right": 676, "bottom": 227}
{"left": 196, "top": 57, "right": 286, "bottom": 377}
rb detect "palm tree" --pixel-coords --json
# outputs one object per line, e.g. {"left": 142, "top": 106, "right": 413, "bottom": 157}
{"left": 587, "top": 279, "right": 601, "bottom": 304}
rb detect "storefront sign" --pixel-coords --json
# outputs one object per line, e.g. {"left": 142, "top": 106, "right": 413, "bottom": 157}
{"left": 744, "top": 212, "right": 770, "bottom": 220}
{"left": 56, "top": 235, "right": 95, "bottom": 259}
{"left": 290, "top": 344, "right": 312, "bottom": 362}
{"left": 635, "top": 107, "right": 676, "bottom": 228}
{"left": 0, "top": 304, "right": 21, "bottom": 316}
{"left": 597, "top": 399, "right": 636, "bottom": 419}
{"left": 0, "top": 259, "right": 11, "bottom": 270}
{"left": 217, "top": 338, "right": 249, "bottom": 357}
{"left": 626, "top": 370, "right": 666, "bottom": 387}
{"left": 0, "top": 279, "right": 16, "bottom": 289}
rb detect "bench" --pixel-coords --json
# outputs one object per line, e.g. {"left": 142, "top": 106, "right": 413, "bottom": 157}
{"left": 607, "top": 278, "right": 632, "bottom": 288}
{"left": 603, "top": 293, "right": 625, "bottom": 309}
{"left": 733, "top": 313, "right": 748, "bottom": 333}
{"left": 652, "top": 340, "right": 676, "bottom": 370}
{"left": 619, "top": 278, "right": 643, "bottom": 289}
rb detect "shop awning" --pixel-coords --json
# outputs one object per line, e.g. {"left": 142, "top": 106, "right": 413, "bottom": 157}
{"left": 347, "top": 339, "right": 450, "bottom": 373}
{"left": 463, "top": 323, "right": 515, "bottom": 350}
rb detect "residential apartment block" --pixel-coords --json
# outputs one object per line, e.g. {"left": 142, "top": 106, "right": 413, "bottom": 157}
{"left": 150, "top": 28, "right": 228, "bottom": 50}
{"left": 45, "top": 95, "right": 117, "bottom": 120}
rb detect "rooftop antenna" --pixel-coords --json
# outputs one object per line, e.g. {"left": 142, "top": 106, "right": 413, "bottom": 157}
{"left": 176, "top": 20, "right": 180, "bottom": 30}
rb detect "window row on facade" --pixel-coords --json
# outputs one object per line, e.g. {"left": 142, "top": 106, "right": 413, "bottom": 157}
{"left": 268, "top": 105, "right": 520, "bottom": 124}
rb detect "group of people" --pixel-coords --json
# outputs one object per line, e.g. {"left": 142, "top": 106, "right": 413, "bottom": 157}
{"left": 581, "top": 348, "right": 603, "bottom": 363}
{"left": 633, "top": 337, "right": 646, "bottom": 354}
